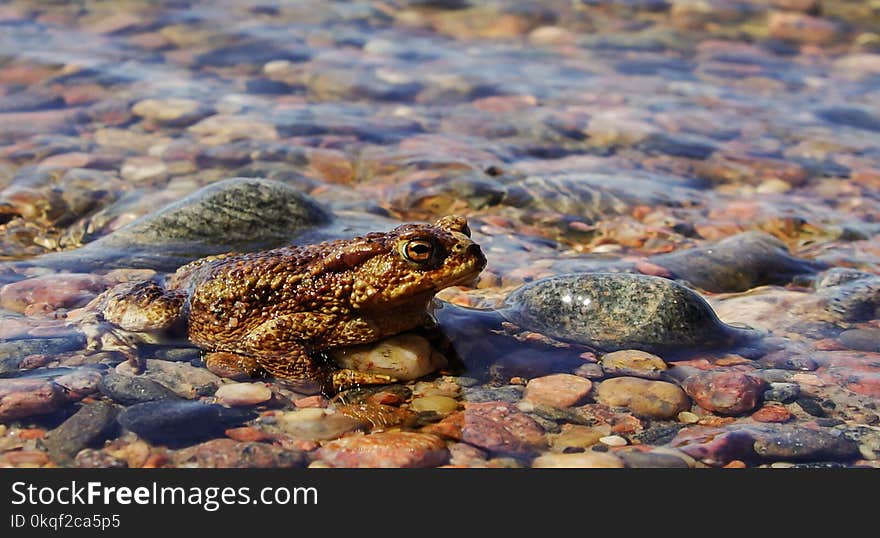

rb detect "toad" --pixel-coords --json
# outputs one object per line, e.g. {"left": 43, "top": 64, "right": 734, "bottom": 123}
{"left": 77, "top": 215, "right": 486, "bottom": 392}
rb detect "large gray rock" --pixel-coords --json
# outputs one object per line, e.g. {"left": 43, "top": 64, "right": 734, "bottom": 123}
{"left": 22, "top": 178, "right": 332, "bottom": 272}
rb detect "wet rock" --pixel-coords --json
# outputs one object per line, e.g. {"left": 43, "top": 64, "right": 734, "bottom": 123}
{"left": 524, "top": 374, "right": 592, "bottom": 408}
{"left": 814, "top": 270, "right": 879, "bottom": 322}
{"left": 316, "top": 432, "right": 448, "bottom": 468}
{"left": 815, "top": 106, "right": 880, "bottom": 133}
{"left": 0, "top": 274, "right": 108, "bottom": 313}
{"left": 410, "top": 395, "right": 459, "bottom": 415}
{"left": 214, "top": 383, "right": 273, "bottom": 407}
{"left": 172, "top": 438, "right": 305, "bottom": 468}
{"left": 115, "top": 359, "right": 220, "bottom": 399}
{"left": 532, "top": 451, "right": 624, "bottom": 468}
{"left": 44, "top": 402, "right": 119, "bottom": 464}
{"left": 638, "top": 133, "right": 717, "bottom": 160}
{"left": 98, "top": 372, "right": 181, "bottom": 405}
{"left": 275, "top": 409, "right": 364, "bottom": 441}
{"left": 618, "top": 450, "right": 691, "bottom": 468}
{"left": 131, "top": 98, "right": 212, "bottom": 127}
{"left": 32, "top": 178, "right": 331, "bottom": 272}
{"left": 500, "top": 273, "right": 758, "bottom": 354}
{"left": 331, "top": 334, "right": 446, "bottom": 382}
{"left": 838, "top": 329, "right": 880, "bottom": 353}
{"left": 769, "top": 12, "right": 839, "bottom": 45}
{"left": 684, "top": 371, "right": 766, "bottom": 415}
{"left": 118, "top": 401, "right": 256, "bottom": 445}
{"left": 462, "top": 385, "right": 524, "bottom": 403}
{"left": 196, "top": 40, "right": 310, "bottom": 68}
{"left": 751, "top": 404, "right": 792, "bottom": 423}
{"left": 595, "top": 377, "right": 690, "bottom": 419}
{"left": 751, "top": 426, "right": 859, "bottom": 461}
{"left": 460, "top": 401, "right": 546, "bottom": 456}
{"left": 670, "top": 426, "right": 757, "bottom": 465}
{"left": 0, "top": 335, "right": 87, "bottom": 374}
{"left": 651, "top": 232, "right": 824, "bottom": 293}
{"left": 758, "top": 352, "right": 818, "bottom": 371}
{"left": 0, "top": 377, "right": 69, "bottom": 422}
{"left": 763, "top": 382, "right": 800, "bottom": 403}
{"left": 600, "top": 350, "right": 668, "bottom": 380}
{"left": 547, "top": 424, "right": 606, "bottom": 452}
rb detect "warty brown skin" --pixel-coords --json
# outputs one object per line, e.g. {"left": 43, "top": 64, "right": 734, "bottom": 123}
{"left": 85, "top": 215, "right": 486, "bottom": 391}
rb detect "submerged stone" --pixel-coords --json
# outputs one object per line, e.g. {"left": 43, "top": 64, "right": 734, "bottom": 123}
{"left": 500, "top": 273, "right": 759, "bottom": 354}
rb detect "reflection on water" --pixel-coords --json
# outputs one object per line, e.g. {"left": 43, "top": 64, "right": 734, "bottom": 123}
{"left": 0, "top": 0, "right": 879, "bottom": 468}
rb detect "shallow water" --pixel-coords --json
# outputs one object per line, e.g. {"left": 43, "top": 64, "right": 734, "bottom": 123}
{"left": 1, "top": 0, "right": 879, "bottom": 468}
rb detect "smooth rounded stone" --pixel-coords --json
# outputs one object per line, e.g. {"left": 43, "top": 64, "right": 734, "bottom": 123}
{"left": 618, "top": 450, "right": 690, "bottom": 468}
{"left": 548, "top": 424, "right": 607, "bottom": 452}
{"left": 462, "top": 385, "right": 524, "bottom": 403}
{"left": 751, "top": 426, "right": 859, "bottom": 461}
{"left": 0, "top": 273, "right": 108, "bottom": 313}
{"left": 524, "top": 374, "right": 592, "bottom": 408}
{"left": 316, "top": 432, "right": 449, "bottom": 468}
{"left": 120, "top": 157, "right": 168, "bottom": 183}
{"left": 196, "top": 40, "right": 310, "bottom": 68}
{"left": 751, "top": 405, "right": 792, "bottom": 423}
{"left": 460, "top": 401, "right": 546, "bottom": 456}
{"left": 600, "top": 350, "right": 668, "bottom": 380}
{"left": 44, "top": 402, "right": 119, "bottom": 464}
{"left": 758, "top": 352, "right": 818, "bottom": 371}
{"left": 172, "top": 438, "right": 305, "bottom": 468}
{"left": 214, "top": 383, "right": 273, "bottom": 407}
{"left": 769, "top": 12, "right": 839, "bottom": 45}
{"left": 131, "top": 98, "right": 212, "bottom": 127}
{"left": 500, "top": 273, "right": 758, "bottom": 354}
{"left": 0, "top": 335, "right": 87, "bottom": 375}
{"left": 678, "top": 411, "right": 700, "bottom": 424}
{"left": 814, "top": 270, "right": 879, "bottom": 323}
{"left": 410, "top": 395, "right": 459, "bottom": 415}
{"left": 331, "top": 334, "right": 446, "bottom": 382}
{"left": 0, "top": 377, "right": 69, "bottom": 422}
{"left": 118, "top": 401, "right": 256, "bottom": 445}
{"left": 276, "top": 409, "right": 363, "bottom": 441}
{"left": 683, "top": 371, "right": 767, "bottom": 416}
{"left": 116, "top": 359, "right": 220, "bottom": 399}
{"left": 815, "top": 106, "right": 880, "bottom": 133}
{"left": 98, "top": 372, "right": 180, "bottom": 405}
{"left": 838, "top": 329, "right": 880, "bottom": 353}
{"left": 637, "top": 132, "right": 717, "bottom": 160}
{"left": 650, "top": 232, "right": 825, "bottom": 293}
{"left": 532, "top": 451, "right": 624, "bottom": 468}
{"left": 595, "top": 377, "right": 691, "bottom": 420}
{"left": 763, "top": 382, "right": 800, "bottom": 403}
{"left": 33, "top": 178, "right": 332, "bottom": 272}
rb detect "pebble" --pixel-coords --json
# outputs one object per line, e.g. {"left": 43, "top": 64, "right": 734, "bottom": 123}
{"left": 600, "top": 350, "right": 668, "bottom": 380}
{"left": 116, "top": 359, "right": 220, "bottom": 399}
{"left": 751, "top": 405, "right": 793, "bottom": 423}
{"left": 618, "top": 450, "right": 691, "bottom": 469}
{"left": 0, "top": 377, "right": 71, "bottom": 422}
{"left": 118, "top": 401, "right": 256, "bottom": 445}
{"left": 683, "top": 371, "right": 767, "bottom": 415}
{"left": 838, "top": 329, "right": 880, "bottom": 353}
{"left": 0, "top": 273, "right": 107, "bottom": 313}
{"left": 599, "top": 435, "right": 628, "bottom": 447}
{"left": 548, "top": 424, "right": 607, "bottom": 452}
{"left": 768, "top": 12, "right": 839, "bottom": 45}
{"left": 98, "top": 372, "right": 181, "bottom": 405}
{"left": 459, "top": 401, "right": 546, "bottom": 456}
{"left": 410, "top": 395, "right": 459, "bottom": 415}
{"left": 523, "top": 374, "right": 592, "bottom": 408}
{"left": 44, "top": 402, "right": 119, "bottom": 464}
{"left": 677, "top": 411, "right": 701, "bottom": 424}
{"left": 462, "top": 385, "right": 524, "bottom": 403}
{"left": 214, "top": 383, "right": 273, "bottom": 407}
{"left": 751, "top": 426, "right": 859, "bottom": 462}
{"left": 331, "top": 334, "right": 446, "bottom": 381}
{"left": 595, "top": 377, "right": 691, "bottom": 419}
{"left": 532, "top": 452, "right": 625, "bottom": 468}
{"left": 172, "top": 438, "right": 305, "bottom": 468}
{"left": 131, "top": 98, "right": 211, "bottom": 127}
{"left": 316, "top": 432, "right": 449, "bottom": 468}
{"left": 0, "top": 336, "right": 87, "bottom": 375}
{"left": 764, "top": 383, "right": 800, "bottom": 403}
{"left": 275, "top": 409, "right": 363, "bottom": 441}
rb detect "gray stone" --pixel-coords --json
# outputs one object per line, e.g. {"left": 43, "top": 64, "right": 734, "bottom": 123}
{"left": 838, "top": 329, "right": 880, "bottom": 353}
{"left": 501, "top": 273, "right": 758, "bottom": 354}
{"left": 44, "top": 402, "right": 119, "bottom": 464}
{"left": 118, "top": 401, "right": 256, "bottom": 446}
{"left": 98, "top": 372, "right": 181, "bottom": 405}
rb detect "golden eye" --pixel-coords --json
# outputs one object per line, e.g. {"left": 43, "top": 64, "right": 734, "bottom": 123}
{"left": 401, "top": 239, "right": 434, "bottom": 263}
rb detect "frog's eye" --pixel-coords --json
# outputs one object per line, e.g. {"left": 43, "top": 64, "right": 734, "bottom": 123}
{"left": 401, "top": 239, "right": 435, "bottom": 263}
